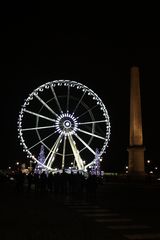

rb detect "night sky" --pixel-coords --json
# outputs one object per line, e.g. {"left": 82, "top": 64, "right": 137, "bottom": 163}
{"left": 1, "top": 15, "right": 159, "bottom": 172}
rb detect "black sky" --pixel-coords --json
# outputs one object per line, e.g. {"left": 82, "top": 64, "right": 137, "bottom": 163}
{"left": 0, "top": 15, "right": 159, "bottom": 171}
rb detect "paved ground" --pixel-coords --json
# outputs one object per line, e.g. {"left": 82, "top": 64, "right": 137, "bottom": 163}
{"left": 1, "top": 178, "right": 160, "bottom": 239}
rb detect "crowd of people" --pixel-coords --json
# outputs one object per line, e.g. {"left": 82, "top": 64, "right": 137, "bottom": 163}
{"left": 13, "top": 169, "right": 102, "bottom": 198}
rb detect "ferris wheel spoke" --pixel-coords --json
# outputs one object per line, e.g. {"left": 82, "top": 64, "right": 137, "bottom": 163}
{"left": 78, "top": 119, "right": 107, "bottom": 125}
{"left": 50, "top": 85, "right": 63, "bottom": 113}
{"left": 34, "top": 93, "right": 59, "bottom": 117}
{"left": 66, "top": 84, "right": 70, "bottom": 112}
{"left": 72, "top": 91, "right": 86, "bottom": 115}
{"left": 46, "top": 133, "right": 63, "bottom": 168}
{"left": 77, "top": 104, "right": 97, "bottom": 119}
{"left": 24, "top": 109, "right": 56, "bottom": 122}
{"left": 28, "top": 130, "right": 58, "bottom": 151}
{"left": 43, "top": 138, "right": 59, "bottom": 165}
{"left": 21, "top": 125, "right": 57, "bottom": 131}
{"left": 77, "top": 128, "right": 106, "bottom": 140}
{"left": 68, "top": 134, "right": 84, "bottom": 170}
{"left": 62, "top": 136, "right": 67, "bottom": 169}
{"left": 41, "top": 142, "right": 50, "bottom": 152}
{"left": 74, "top": 133, "right": 96, "bottom": 155}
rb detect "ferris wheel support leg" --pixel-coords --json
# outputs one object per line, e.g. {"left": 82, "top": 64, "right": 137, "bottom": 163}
{"left": 62, "top": 136, "right": 67, "bottom": 169}
{"left": 46, "top": 134, "right": 62, "bottom": 168}
{"left": 68, "top": 134, "right": 84, "bottom": 171}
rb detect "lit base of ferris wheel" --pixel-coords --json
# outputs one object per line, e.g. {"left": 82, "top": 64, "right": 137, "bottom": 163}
{"left": 34, "top": 165, "right": 99, "bottom": 177}
{"left": 33, "top": 148, "right": 101, "bottom": 176}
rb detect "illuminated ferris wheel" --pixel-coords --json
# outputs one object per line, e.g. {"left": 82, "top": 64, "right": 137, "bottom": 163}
{"left": 17, "top": 80, "right": 111, "bottom": 173}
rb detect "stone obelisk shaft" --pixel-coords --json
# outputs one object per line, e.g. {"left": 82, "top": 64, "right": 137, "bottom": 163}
{"left": 128, "top": 66, "right": 145, "bottom": 176}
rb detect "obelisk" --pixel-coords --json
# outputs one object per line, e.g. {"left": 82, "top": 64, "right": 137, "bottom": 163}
{"left": 128, "top": 66, "right": 145, "bottom": 177}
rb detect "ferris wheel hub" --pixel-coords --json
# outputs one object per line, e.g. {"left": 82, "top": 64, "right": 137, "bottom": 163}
{"left": 55, "top": 112, "right": 78, "bottom": 135}
{"left": 63, "top": 120, "right": 71, "bottom": 128}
